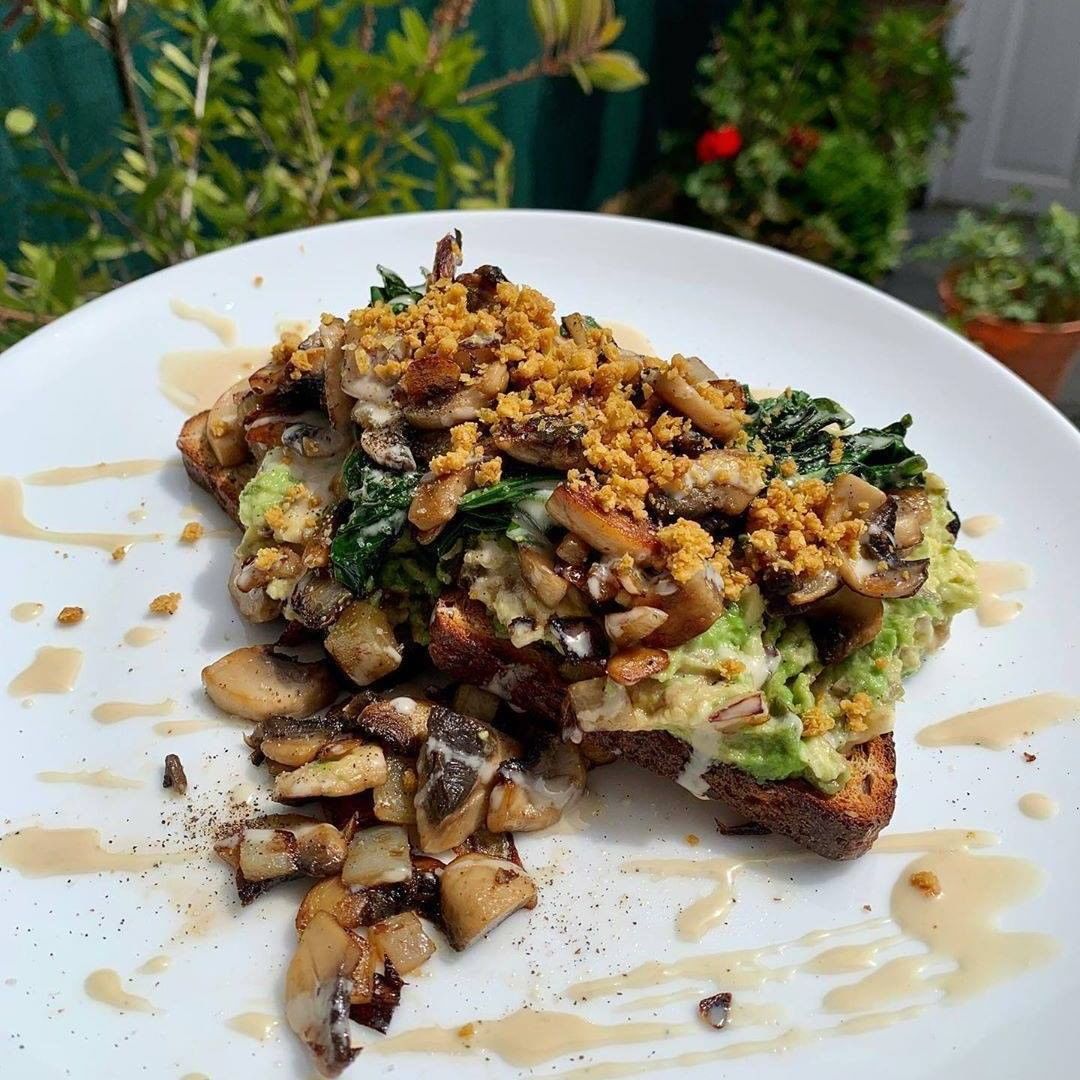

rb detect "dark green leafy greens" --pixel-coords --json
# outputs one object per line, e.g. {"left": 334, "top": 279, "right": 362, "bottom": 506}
{"left": 746, "top": 389, "right": 926, "bottom": 489}
{"left": 369, "top": 266, "right": 425, "bottom": 312}
{"left": 330, "top": 453, "right": 423, "bottom": 595}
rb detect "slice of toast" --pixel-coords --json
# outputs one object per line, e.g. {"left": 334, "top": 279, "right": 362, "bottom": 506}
{"left": 176, "top": 410, "right": 253, "bottom": 526}
{"left": 428, "top": 592, "right": 897, "bottom": 859}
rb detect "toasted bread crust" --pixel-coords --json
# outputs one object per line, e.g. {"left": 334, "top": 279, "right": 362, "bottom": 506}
{"left": 428, "top": 593, "right": 897, "bottom": 859}
{"left": 581, "top": 729, "right": 896, "bottom": 860}
{"left": 177, "top": 410, "right": 254, "bottom": 525}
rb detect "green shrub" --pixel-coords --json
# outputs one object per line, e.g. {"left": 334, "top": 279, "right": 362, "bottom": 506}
{"left": 679, "top": 0, "right": 963, "bottom": 282}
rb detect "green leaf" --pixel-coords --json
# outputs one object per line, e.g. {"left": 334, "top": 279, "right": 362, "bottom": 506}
{"left": 4, "top": 107, "right": 37, "bottom": 136}
{"left": 569, "top": 60, "right": 592, "bottom": 94}
{"left": 580, "top": 50, "right": 647, "bottom": 92}
{"left": 530, "top": 0, "right": 557, "bottom": 47}
{"left": 297, "top": 47, "right": 319, "bottom": 83}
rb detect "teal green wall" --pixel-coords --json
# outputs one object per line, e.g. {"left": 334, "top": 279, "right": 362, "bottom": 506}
{"left": 0, "top": 2, "right": 732, "bottom": 261}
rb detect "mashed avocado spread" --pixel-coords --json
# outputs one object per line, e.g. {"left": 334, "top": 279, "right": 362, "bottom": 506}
{"left": 639, "top": 492, "right": 977, "bottom": 793}
{"left": 239, "top": 460, "right": 297, "bottom": 532}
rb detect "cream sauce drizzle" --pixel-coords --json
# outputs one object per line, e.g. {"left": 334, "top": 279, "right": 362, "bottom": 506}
{"left": 917, "top": 692, "right": 1080, "bottom": 749}
{"left": 154, "top": 719, "right": 219, "bottom": 737}
{"left": 37, "top": 768, "right": 142, "bottom": 790}
{"left": 974, "top": 559, "right": 1031, "bottom": 627}
{"left": 159, "top": 346, "right": 267, "bottom": 415}
{"left": 961, "top": 513, "right": 1001, "bottom": 538}
{"left": 8, "top": 646, "right": 83, "bottom": 696}
{"left": 169, "top": 298, "right": 237, "bottom": 346}
{"left": 124, "top": 625, "right": 164, "bottom": 647}
{"left": 227, "top": 1012, "right": 280, "bottom": 1041}
{"left": 0, "top": 826, "right": 190, "bottom": 877}
{"left": 1018, "top": 793, "right": 1058, "bottom": 820}
{"left": 181, "top": 1075, "right": 210, "bottom": 1080}
{"left": 0, "top": 476, "right": 160, "bottom": 551}
{"left": 10, "top": 602, "right": 44, "bottom": 622}
{"left": 85, "top": 969, "right": 160, "bottom": 1014}
{"left": 137, "top": 955, "right": 172, "bottom": 975}
{"left": 93, "top": 698, "right": 174, "bottom": 724}
{"left": 128, "top": 506, "right": 149, "bottom": 523}
{"left": 872, "top": 828, "right": 998, "bottom": 853}
{"left": 601, "top": 321, "right": 657, "bottom": 357}
{"left": 24, "top": 459, "right": 166, "bottom": 486}
{"left": 372, "top": 1009, "right": 691, "bottom": 1068}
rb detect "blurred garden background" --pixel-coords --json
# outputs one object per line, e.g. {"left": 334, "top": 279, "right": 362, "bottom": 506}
{"left": 2, "top": 1, "right": 1078, "bottom": 412}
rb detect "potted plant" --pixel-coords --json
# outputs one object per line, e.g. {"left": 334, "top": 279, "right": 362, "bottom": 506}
{"left": 671, "top": 0, "right": 963, "bottom": 283}
{"left": 918, "top": 201, "right": 1080, "bottom": 400}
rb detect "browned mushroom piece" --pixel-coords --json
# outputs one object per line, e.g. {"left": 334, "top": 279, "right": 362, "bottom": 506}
{"left": 653, "top": 364, "right": 743, "bottom": 443}
{"left": 890, "top": 486, "right": 933, "bottom": 550}
{"left": 637, "top": 569, "right": 727, "bottom": 649}
{"left": 227, "top": 553, "right": 284, "bottom": 623}
{"left": 785, "top": 568, "right": 842, "bottom": 607}
{"left": 372, "top": 755, "right": 419, "bottom": 825}
{"left": 516, "top": 546, "right": 569, "bottom": 610}
{"left": 408, "top": 468, "right": 475, "bottom": 533}
{"left": 414, "top": 706, "right": 519, "bottom": 853}
{"left": 546, "top": 483, "right": 662, "bottom": 565}
{"left": 295, "top": 875, "right": 368, "bottom": 934}
{"left": 285, "top": 570, "right": 354, "bottom": 631}
{"left": 162, "top": 754, "right": 188, "bottom": 796}
{"left": 369, "top": 911, "right": 436, "bottom": 975}
{"left": 803, "top": 585, "right": 884, "bottom": 665}
{"left": 359, "top": 421, "right": 416, "bottom": 472}
{"left": 491, "top": 416, "right": 590, "bottom": 471}
{"left": 654, "top": 449, "right": 766, "bottom": 519}
{"left": 284, "top": 912, "right": 361, "bottom": 1076}
{"left": 207, "top": 377, "right": 252, "bottom": 466}
{"left": 432, "top": 229, "right": 462, "bottom": 282}
{"left": 604, "top": 605, "right": 669, "bottom": 648}
{"left": 607, "top": 646, "right": 670, "bottom": 686}
{"left": 273, "top": 739, "right": 388, "bottom": 801}
{"left": 351, "top": 696, "right": 432, "bottom": 756}
{"left": 439, "top": 853, "right": 538, "bottom": 950}
{"left": 254, "top": 714, "right": 342, "bottom": 767}
{"left": 402, "top": 364, "right": 508, "bottom": 430}
{"left": 487, "top": 739, "right": 587, "bottom": 833}
{"left": 323, "top": 601, "right": 402, "bottom": 686}
{"left": 341, "top": 824, "right": 412, "bottom": 888}
{"left": 201, "top": 646, "right": 339, "bottom": 721}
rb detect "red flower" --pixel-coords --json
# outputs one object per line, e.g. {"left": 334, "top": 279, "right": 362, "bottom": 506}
{"left": 696, "top": 124, "right": 743, "bottom": 163}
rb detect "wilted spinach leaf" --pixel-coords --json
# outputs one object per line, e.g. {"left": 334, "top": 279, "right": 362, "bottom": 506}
{"left": 330, "top": 452, "right": 422, "bottom": 595}
{"left": 369, "top": 265, "right": 425, "bottom": 312}
{"left": 746, "top": 389, "right": 926, "bottom": 489}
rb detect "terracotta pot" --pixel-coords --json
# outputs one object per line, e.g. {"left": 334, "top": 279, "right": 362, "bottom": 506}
{"left": 938, "top": 269, "right": 1080, "bottom": 400}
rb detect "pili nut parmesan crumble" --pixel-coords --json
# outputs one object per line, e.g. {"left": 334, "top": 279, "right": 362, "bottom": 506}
{"left": 180, "top": 521, "right": 204, "bottom": 544}
{"left": 149, "top": 592, "right": 181, "bottom": 616}
{"left": 909, "top": 870, "right": 942, "bottom": 897}
{"left": 111, "top": 545, "right": 128, "bottom": 562}
{"left": 56, "top": 605, "right": 85, "bottom": 625}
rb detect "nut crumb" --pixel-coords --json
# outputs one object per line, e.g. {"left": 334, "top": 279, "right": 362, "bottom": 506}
{"left": 685, "top": 833, "right": 701, "bottom": 847}
{"left": 1023, "top": 752, "right": 1037, "bottom": 763}
{"left": 862, "top": 904, "right": 872, "bottom": 912}
{"left": 149, "top": 592, "right": 181, "bottom": 616}
{"left": 111, "top": 545, "right": 128, "bottom": 562}
{"left": 253, "top": 274, "right": 264, "bottom": 288}
{"left": 56, "top": 606, "right": 85, "bottom": 625}
{"left": 909, "top": 870, "right": 941, "bottom": 897}
{"left": 180, "top": 521, "right": 204, "bottom": 544}
{"left": 457, "top": 1023, "right": 476, "bottom": 1039}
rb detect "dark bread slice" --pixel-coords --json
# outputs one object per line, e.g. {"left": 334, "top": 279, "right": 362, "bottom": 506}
{"left": 428, "top": 592, "right": 566, "bottom": 726}
{"left": 428, "top": 592, "right": 897, "bottom": 859}
{"left": 176, "top": 410, "right": 254, "bottom": 526}
{"left": 581, "top": 728, "right": 895, "bottom": 860}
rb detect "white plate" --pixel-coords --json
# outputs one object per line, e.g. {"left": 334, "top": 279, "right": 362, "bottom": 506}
{"left": 1, "top": 211, "right": 1077, "bottom": 1080}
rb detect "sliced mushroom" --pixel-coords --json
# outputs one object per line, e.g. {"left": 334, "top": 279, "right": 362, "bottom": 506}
{"left": 803, "top": 585, "right": 884, "bottom": 665}
{"left": 607, "top": 646, "right": 670, "bottom": 686}
{"left": 201, "top": 646, "right": 339, "bottom": 721}
{"left": 654, "top": 363, "right": 743, "bottom": 443}
{"left": 492, "top": 416, "right": 589, "bottom": 471}
{"left": 709, "top": 693, "right": 768, "bottom": 732}
{"left": 286, "top": 570, "right": 354, "bottom": 631}
{"left": 824, "top": 473, "right": 887, "bottom": 525}
{"left": 890, "top": 486, "right": 932, "bottom": 550}
{"left": 439, "top": 853, "right": 537, "bottom": 950}
{"left": 555, "top": 532, "right": 591, "bottom": 565}
{"left": 398, "top": 353, "right": 461, "bottom": 403}
{"left": 207, "top": 377, "right": 252, "bottom": 467}
{"left": 341, "top": 824, "right": 412, "bottom": 888}
{"left": 274, "top": 739, "right": 388, "bottom": 801}
{"left": 238, "top": 828, "right": 299, "bottom": 882}
{"left": 487, "top": 740, "right": 587, "bottom": 833}
{"left": 372, "top": 755, "right": 418, "bottom": 825}
{"left": 352, "top": 697, "right": 431, "bottom": 756}
{"left": 604, "top": 606, "right": 669, "bottom": 648}
{"left": 324, "top": 601, "right": 402, "bottom": 686}
{"left": 414, "top": 706, "right": 518, "bottom": 853}
{"left": 785, "top": 568, "right": 842, "bottom": 607}
{"left": 637, "top": 569, "right": 726, "bottom": 649}
{"left": 369, "top": 911, "right": 436, "bottom": 975}
{"left": 282, "top": 419, "right": 347, "bottom": 459}
{"left": 254, "top": 714, "right": 343, "bottom": 766}
{"left": 451, "top": 684, "right": 500, "bottom": 724}
{"left": 549, "top": 617, "right": 606, "bottom": 661}
{"left": 840, "top": 553, "right": 929, "bottom": 600}
{"left": 228, "top": 553, "right": 283, "bottom": 623}
{"left": 296, "top": 875, "right": 368, "bottom": 934}
{"left": 360, "top": 421, "right": 416, "bottom": 472}
{"left": 432, "top": 229, "right": 462, "bottom": 282}
{"left": 402, "top": 365, "right": 508, "bottom": 430}
{"left": 408, "top": 468, "right": 474, "bottom": 533}
{"left": 517, "top": 545, "right": 569, "bottom": 608}
{"left": 654, "top": 449, "right": 766, "bottom": 519}
{"left": 546, "top": 484, "right": 662, "bottom": 565}
{"left": 285, "top": 912, "right": 361, "bottom": 1076}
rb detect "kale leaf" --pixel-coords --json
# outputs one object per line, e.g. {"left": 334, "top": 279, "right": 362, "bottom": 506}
{"left": 330, "top": 452, "right": 423, "bottom": 596}
{"left": 746, "top": 389, "right": 926, "bottom": 489}
{"left": 369, "top": 265, "right": 425, "bottom": 312}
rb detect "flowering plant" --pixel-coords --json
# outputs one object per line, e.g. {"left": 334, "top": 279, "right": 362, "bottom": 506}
{"left": 678, "top": 0, "right": 963, "bottom": 282}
